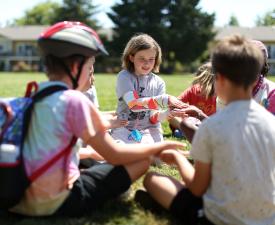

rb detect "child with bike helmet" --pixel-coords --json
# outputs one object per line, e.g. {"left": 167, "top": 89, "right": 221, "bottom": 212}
{"left": 10, "top": 21, "right": 184, "bottom": 217}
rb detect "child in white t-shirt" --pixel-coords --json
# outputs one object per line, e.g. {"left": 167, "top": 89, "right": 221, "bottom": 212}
{"left": 216, "top": 39, "right": 275, "bottom": 115}
{"left": 138, "top": 35, "right": 275, "bottom": 225}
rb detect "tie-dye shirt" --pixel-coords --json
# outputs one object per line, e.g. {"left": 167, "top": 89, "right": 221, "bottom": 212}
{"left": 253, "top": 76, "right": 275, "bottom": 115}
{"left": 11, "top": 81, "right": 105, "bottom": 216}
{"left": 216, "top": 77, "right": 275, "bottom": 115}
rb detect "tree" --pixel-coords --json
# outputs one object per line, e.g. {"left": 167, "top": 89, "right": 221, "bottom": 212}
{"left": 13, "top": 1, "right": 60, "bottom": 25}
{"left": 228, "top": 15, "right": 239, "bottom": 26}
{"left": 12, "top": 0, "right": 99, "bottom": 27}
{"left": 52, "top": 0, "right": 99, "bottom": 28}
{"left": 108, "top": 0, "right": 215, "bottom": 73}
{"left": 256, "top": 9, "right": 275, "bottom": 26}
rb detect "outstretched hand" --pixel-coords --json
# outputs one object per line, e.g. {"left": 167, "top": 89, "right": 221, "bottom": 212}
{"left": 168, "top": 95, "right": 188, "bottom": 109}
{"left": 160, "top": 140, "right": 186, "bottom": 156}
{"left": 169, "top": 105, "right": 208, "bottom": 120}
{"left": 169, "top": 108, "right": 188, "bottom": 119}
{"left": 158, "top": 149, "right": 185, "bottom": 165}
{"left": 109, "top": 117, "right": 128, "bottom": 129}
{"left": 163, "top": 140, "right": 186, "bottom": 149}
{"left": 158, "top": 149, "right": 190, "bottom": 165}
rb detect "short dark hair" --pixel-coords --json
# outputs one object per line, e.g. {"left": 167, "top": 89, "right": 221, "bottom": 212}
{"left": 211, "top": 34, "right": 264, "bottom": 89}
{"left": 44, "top": 54, "right": 88, "bottom": 78}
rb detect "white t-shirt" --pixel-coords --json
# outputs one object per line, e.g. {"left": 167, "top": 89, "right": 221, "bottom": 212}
{"left": 191, "top": 100, "right": 275, "bottom": 225}
{"left": 84, "top": 86, "right": 99, "bottom": 108}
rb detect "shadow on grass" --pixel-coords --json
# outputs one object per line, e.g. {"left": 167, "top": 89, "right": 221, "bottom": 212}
{"left": 0, "top": 199, "right": 135, "bottom": 225}
{"left": 0, "top": 198, "right": 184, "bottom": 225}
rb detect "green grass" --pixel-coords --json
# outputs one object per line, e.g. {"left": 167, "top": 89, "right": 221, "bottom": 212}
{"left": 0, "top": 72, "right": 191, "bottom": 225}
{"left": 1, "top": 72, "right": 274, "bottom": 225}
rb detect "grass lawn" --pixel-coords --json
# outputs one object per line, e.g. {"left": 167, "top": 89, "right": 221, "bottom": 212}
{"left": 1, "top": 72, "right": 275, "bottom": 225}
{"left": 0, "top": 72, "right": 192, "bottom": 225}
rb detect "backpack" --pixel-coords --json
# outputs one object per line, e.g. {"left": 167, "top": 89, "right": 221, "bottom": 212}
{"left": 0, "top": 82, "right": 76, "bottom": 209}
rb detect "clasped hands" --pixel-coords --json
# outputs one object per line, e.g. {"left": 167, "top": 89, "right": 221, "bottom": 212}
{"left": 168, "top": 95, "right": 205, "bottom": 119}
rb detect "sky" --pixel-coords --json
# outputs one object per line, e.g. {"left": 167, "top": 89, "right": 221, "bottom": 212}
{"left": 0, "top": 0, "right": 274, "bottom": 28}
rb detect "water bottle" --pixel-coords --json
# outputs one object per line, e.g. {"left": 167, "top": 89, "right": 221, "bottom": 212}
{"left": 0, "top": 144, "right": 20, "bottom": 163}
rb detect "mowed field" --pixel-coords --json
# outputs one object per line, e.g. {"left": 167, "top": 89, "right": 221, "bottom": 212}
{"left": 0, "top": 72, "right": 274, "bottom": 225}
{"left": 0, "top": 72, "right": 192, "bottom": 225}
{"left": 0, "top": 72, "right": 194, "bottom": 135}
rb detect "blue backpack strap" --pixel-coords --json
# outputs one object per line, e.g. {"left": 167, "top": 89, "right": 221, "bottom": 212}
{"left": 21, "top": 85, "right": 68, "bottom": 149}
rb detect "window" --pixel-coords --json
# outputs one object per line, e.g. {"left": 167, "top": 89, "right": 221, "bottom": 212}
{"left": 267, "top": 45, "right": 275, "bottom": 59}
{"left": 16, "top": 44, "right": 36, "bottom": 56}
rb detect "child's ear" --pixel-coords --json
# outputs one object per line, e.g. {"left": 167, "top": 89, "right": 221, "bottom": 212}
{"left": 216, "top": 73, "right": 226, "bottom": 85}
{"left": 71, "top": 61, "right": 80, "bottom": 76}
{"left": 129, "top": 55, "right": 134, "bottom": 63}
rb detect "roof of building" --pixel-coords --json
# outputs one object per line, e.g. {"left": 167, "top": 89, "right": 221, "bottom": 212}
{"left": 214, "top": 26, "right": 275, "bottom": 42}
{"left": 1, "top": 25, "right": 275, "bottom": 43}
{"left": 0, "top": 25, "right": 114, "bottom": 42}
{"left": 0, "top": 26, "right": 48, "bottom": 41}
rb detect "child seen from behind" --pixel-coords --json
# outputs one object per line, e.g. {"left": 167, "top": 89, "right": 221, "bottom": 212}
{"left": 137, "top": 34, "right": 275, "bottom": 225}
{"left": 9, "top": 21, "right": 184, "bottom": 217}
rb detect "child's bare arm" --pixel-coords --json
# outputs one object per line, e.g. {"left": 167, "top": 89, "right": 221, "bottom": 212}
{"left": 159, "top": 149, "right": 211, "bottom": 196}
{"left": 83, "top": 130, "right": 185, "bottom": 165}
{"left": 149, "top": 109, "right": 188, "bottom": 124}
{"left": 104, "top": 114, "right": 128, "bottom": 129}
{"left": 79, "top": 145, "right": 105, "bottom": 161}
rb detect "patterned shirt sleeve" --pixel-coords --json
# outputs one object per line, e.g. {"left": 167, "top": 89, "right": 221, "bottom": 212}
{"left": 117, "top": 71, "right": 169, "bottom": 112}
{"left": 267, "top": 89, "right": 275, "bottom": 115}
{"left": 123, "top": 91, "right": 169, "bottom": 112}
{"left": 65, "top": 91, "right": 106, "bottom": 140}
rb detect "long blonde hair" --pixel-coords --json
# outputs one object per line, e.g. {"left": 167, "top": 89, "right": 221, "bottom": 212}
{"left": 192, "top": 62, "right": 215, "bottom": 98}
{"left": 122, "top": 33, "right": 162, "bottom": 73}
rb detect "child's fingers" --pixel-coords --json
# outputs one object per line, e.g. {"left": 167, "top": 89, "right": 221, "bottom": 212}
{"left": 165, "top": 140, "right": 186, "bottom": 150}
{"left": 119, "top": 120, "right": 128, "bottom": 125}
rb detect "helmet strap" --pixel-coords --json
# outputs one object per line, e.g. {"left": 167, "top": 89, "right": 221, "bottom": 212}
{"left": 59, "top": 57, "right": 86, "bottom": 89}
{"left": 74, "top": 58, "right": 86, "bottom": 89}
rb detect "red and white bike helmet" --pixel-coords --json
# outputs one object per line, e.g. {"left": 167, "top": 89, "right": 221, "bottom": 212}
{"left": 38, "top": 21, "right": 108, "bottom": 57}
{"left": 38, "top": 21, "right": 108, "bottom": 89}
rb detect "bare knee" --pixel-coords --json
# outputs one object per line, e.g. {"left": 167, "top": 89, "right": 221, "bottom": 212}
{"left": 143, "top": 171, "right": 159, "bottom": 190}
{"left": 125, "top": 158, "right": 151, "bottom": 182}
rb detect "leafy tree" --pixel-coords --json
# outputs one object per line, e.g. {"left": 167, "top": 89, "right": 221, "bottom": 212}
{"left": 13, "top": 0, "right": 99, "bottom": 27}
{"left": 13, "top": 1, "right": 60, "bottom": 25}
{"left": 52, "top": 0, "right": 99, "bottom": 28}
{"left": 108, "top": 0, "right": 215, "bottom": 73}
{"left": 228, "top": 15, "right": 239, "bottom": 26}
{"left": 256, "top": 9, "right": 275, "bottom": 26}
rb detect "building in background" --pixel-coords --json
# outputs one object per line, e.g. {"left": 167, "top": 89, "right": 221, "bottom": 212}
{"left": 215, "top": 26, "right": 275, "bottom": 74}
{"left": 0, "top": 26, "right": 47, "bottom": 71}
{"left": 0, "top": 25, "right": 275, "bottom": 74}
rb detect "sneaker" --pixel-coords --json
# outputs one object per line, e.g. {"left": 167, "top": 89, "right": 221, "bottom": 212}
{"left": 134, "top": 190, "right": 165, "bottom": 214}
